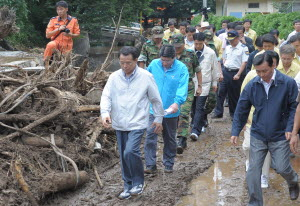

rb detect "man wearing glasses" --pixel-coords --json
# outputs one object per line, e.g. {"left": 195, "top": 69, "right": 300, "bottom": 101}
{"left": 100, "top": 46, "right": 164, "bottom": 199}
{"left": 144, "top": 45, "right": 189, "bottom": 173}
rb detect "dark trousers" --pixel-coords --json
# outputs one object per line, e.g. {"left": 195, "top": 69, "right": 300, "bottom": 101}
{"left": 191, "top": 96, "right": 208, "bottom": 135}
{"left": 220, "top": 68, "right": 244, "bottom": 117}
{"left": 214, "top": 68, "right": 228, "bottom": 116}
{"left": 116, "top": 129, "right": 146, "bottom": 190}
{"left": 144, "top": 115, "right": 178, "bottom": 168}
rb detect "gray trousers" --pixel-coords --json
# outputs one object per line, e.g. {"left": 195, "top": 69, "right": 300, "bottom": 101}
{"left": 247, "top": 136, "right": 298, "bottom": 206}
{"left": 144, "top": 114, "right": 178, "bottom": 168}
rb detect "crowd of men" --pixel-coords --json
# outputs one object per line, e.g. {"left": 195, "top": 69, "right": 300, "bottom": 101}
{"left": 44, "top": 1, "right": 300, "bottom": 205}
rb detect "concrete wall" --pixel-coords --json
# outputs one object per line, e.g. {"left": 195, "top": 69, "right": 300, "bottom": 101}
{"left": 216, "top": 0, "right": 279, "bottom": 17}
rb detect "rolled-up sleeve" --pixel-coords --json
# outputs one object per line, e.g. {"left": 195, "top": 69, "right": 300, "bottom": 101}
{"left": 147, "top": 74, "right": 164, "bottom": 123}
{"left": 174, "top": 65, "right": 189, "bottom": 106}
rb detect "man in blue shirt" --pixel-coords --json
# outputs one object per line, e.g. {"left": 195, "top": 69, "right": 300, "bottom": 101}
{"left": 231, "top": 52, "right": 299, "bottom": 205}
{"left": 144, "top": 45, "right": 189, "bottom": 173}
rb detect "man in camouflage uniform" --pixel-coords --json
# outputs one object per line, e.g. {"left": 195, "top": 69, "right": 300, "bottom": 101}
{"left": 170, "top": 34, "right": 202, "bottom": 154}
{"left": 138, "top": 26, "right": 167, "bottom": 68}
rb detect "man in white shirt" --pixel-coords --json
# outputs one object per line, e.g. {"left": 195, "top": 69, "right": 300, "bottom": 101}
{"left": 280, "top": 19, "right": 300, "bottom": 47}
{"left": 221, "top": 30, "right": 249, "bottom": 119}
{"left": 100, "top": 46, "right": 164, "bottom": 200}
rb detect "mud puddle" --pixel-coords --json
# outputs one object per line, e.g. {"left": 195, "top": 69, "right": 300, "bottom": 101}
{"left": 177, "top": 118, "right": 300, "bottom": 206}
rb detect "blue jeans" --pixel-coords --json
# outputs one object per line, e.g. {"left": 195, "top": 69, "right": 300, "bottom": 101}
{"left": 116, "top": 129, "right": 146, "bottom": 190}
{"left": 246, "top": 136, "right": 298, "bottom": 206}
{"left": 144, "top": 114, "right": 178, "bottom": 168}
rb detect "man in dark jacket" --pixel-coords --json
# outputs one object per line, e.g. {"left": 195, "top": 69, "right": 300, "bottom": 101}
{"left": 231, "top": 52, "right": 299, "bottom": 205}
{"left": 235, "top": 25, "right": 255, "bottom": 53}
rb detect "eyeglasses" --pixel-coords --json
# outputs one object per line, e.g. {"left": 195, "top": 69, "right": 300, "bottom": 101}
{"left": 119, "top": 61, "right": 134, "bottom": 66}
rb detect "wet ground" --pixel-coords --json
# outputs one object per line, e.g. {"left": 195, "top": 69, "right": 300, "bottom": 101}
{"left": 42, "top": 109, "right": 300, "bottom": 206}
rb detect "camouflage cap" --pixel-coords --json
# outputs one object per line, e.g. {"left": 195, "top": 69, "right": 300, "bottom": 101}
{"left": 170, "top": 33, "right": 185, "bottom": 47}
{"left": 152, "top": 26, "right": 164, "bottom": 38}
{"left": 204, "top": 29, "right": 214, "bottom": 44}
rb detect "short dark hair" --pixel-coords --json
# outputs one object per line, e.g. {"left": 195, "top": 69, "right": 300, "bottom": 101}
{"left": 222, "top": 20, "right": 230, "bottom": 24}
{"left": 253, "top": 52, "right": 273, "bottom": 67}
{"left": 56, "top": 1, "right": 68, "bottom": 8}
{"left": 168, "top": 21, "right": 176, "bottom": 27}
{"left": 159, "top": 45, "right": 176, "bottom": 58}
{"left": 186, "top": 26, "right": 196, "bottom": 33}
{"left": 255, "top": 36, "right": 263, "bottom": 47}
{"left": 179, "top": 21, "right": 188, "bottom": 28}
{"left": 234, "top": 21, "right": 243, "bottom": 25}
{"left": 119, "top": 46, "right": 139, "bottom": 59}
{"left": 269, "top": 29, "right": 279, "bottom": 36}
{"left": 235, "top": 25, "right": 245, "bottom": 33}
{"left": 289, "top": 33, "right": 300, "bottom": 43}
{"left": 208, "top": 24, "right": 216, "bottom": 32}
{"left": 293, "top": 20, "right": 300, "bottom": 25}
{"left": 243, "top": 19, "right": 252, "bottom": 24}
{"left": 265, "top": 50, "right": 279, "bottom": 66}
{"left": 193, "top": 32, "right": 206, "bottom": 41}
{"left": 227, "top": 22, "right": 236, "bottom": 30}
{"left": 262, "top": 34, "right": 277, "bottom": 45}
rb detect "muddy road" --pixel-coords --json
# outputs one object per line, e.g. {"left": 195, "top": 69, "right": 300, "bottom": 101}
{"left": 41, "top": 109, "right": 300, "bottom": 206}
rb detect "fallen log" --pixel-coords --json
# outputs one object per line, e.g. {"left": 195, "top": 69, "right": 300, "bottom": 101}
{"left": 75, "top": 105, "right": 100, "bottom": 112}
{"left": 0, "top": 114, "right": 38, "bottom": 121}
{"left": 39, "top": 171, "right": 89, "bottom": 196}
{"left": 21, "top": 136, "right": 64, "bottom": 147}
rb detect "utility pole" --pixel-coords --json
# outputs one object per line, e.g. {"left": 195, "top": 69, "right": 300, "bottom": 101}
{"left": 223, "top": 0, "right": 228, "bottom": 16}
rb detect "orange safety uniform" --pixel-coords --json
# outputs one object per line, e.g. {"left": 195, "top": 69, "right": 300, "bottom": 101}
{"left": 44, "top": 15, "right": 80, "bottom": 60}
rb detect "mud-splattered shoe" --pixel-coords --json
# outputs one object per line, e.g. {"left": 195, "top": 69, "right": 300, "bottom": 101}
{"left": 190, "top": 133, "right": 199, "bottom": 141}
{"left": 144, "top": 165, "right": 157, "bottom": 174}
{"left": 118, "top": 190, "right": 131, "bottom": 200}
{"left": 129, "top": 184, "right": 145, "bottom": 196}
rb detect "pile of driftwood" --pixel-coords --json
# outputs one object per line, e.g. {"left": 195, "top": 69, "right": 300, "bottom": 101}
{"left": 0, "top": 53, "right": 117, "bottom": 205}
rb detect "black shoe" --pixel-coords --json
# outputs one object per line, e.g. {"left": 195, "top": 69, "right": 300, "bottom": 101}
{"left": 289, "top": 183, "right": 299, "bottom": 200}
{"left": 177, "top": 136, "right": 187, "bottom": 154}
{"left": 224, "top": 102, "right": 229, "bottom": 107}
{"left": 145, "top": 165, "right": 157, "bottom": 174}
{"left": 211, "top": 114, "right": 223, "bottom": 119}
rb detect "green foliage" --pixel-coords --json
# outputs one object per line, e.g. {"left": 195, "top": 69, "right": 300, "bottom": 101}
{"left": 242, "top": 12, "right": 300, "bottom": 39}
{"left": 192, "top": 12, "right": 300, "bottom": 40}
{"left": 191, "top": 13, "right": 238, "bottom": 28}
{"left": 0, "top": 0, "right": 153, "bottom": 48}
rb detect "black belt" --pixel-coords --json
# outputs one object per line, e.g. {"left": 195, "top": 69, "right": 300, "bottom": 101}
{"left": 225, "top": 67, "right": 239, "bottom": 72}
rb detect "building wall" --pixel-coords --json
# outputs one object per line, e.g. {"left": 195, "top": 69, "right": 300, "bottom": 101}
{"left": 216, "top": 0, "right": 279, "bottom": 17}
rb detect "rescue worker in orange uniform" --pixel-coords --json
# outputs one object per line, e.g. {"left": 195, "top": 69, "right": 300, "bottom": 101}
{"left": 44, "top": 1, "right": 80, "bottom": 69}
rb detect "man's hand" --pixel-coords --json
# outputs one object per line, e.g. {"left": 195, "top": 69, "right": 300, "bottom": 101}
{"left": 63, "top": 32, "right": 73, "bottom": 37}
{"left": 218, "top": 73, "right": 224, "bottom": 82}
{"left": 230, "top": 136, "right": 238, "bottom": 146}
{"left": 151, "top": 122, "right": 163, "bottom": 134}
{"left": 212, "top": 86, "right": 218, "bottom": 92}
{"left": 196, "top": 87, "right": 202, "bottom": 96}
{"left": 233, "top": 74, "right": 240, "bottom": 80}
{"left": 169, "top": 103, "right": 179, "bottom": 113}
{"left": 290, "top": 133, "right": 299, "bottom": 154}
{"left": 58, "top": 25, "right": 66, "bottom": 31}
{"left": 285, "top": 132, "right": 292, "bottom": 140}
{"left": 240, "top": 37, "right": 246, "bottom": 44}
{"left": 102, "top": 116, "right": 111, "bottom": 128}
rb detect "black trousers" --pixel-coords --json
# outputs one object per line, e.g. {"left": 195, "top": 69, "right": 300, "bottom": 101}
{"left": 222, "top": 68, "right": 244, "bottom": 117}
